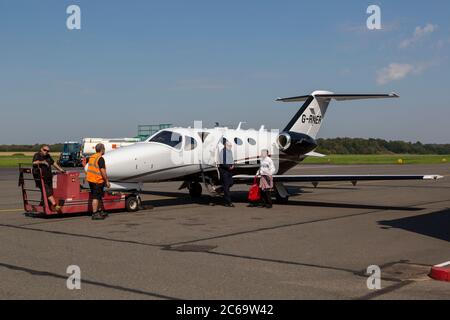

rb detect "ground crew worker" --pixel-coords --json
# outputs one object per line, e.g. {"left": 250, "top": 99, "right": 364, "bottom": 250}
{"left": 32, "top": 144, "right": 66, "bottom": 212}
{"left": 218, "top": 140, "right": 235, "bottom": 207}
{"left": 86, "top": 143, "right": 111, "bottom": 220}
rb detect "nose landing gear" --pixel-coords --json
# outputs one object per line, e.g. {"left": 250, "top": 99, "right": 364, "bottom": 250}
{"left": 125, "top": 193, "right": 145, "bottom": 212}
{"left": 125, "top": 195, "right": 139, "bottom": 212}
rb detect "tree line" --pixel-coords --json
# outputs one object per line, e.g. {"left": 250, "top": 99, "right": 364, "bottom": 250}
{"left": 0, "top": 144, "right": 65, "bottom": 153}
{"left": 0, "top": 138, "right": 449, "bottom": 155}
{"left": 315, "top": 138, "right": 450, "bottom": 155}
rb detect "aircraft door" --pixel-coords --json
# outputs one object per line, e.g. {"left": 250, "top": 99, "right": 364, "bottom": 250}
{"left": 201, "top": 131, "right": 222, "bottom": 169}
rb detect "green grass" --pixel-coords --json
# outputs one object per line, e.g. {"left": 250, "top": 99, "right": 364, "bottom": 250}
{"left": 0, "top": 155, "right": 33, "bottom": 168}
{"left": 303, "top": 154, "right": 450, "bottom": 165}
{"left": 0, "top": 154, "right": 449, "bottom": 168}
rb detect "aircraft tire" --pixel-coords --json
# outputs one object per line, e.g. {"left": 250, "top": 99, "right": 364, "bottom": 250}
{"left": 125, "top": 196, "right": 139, "bottom": 212}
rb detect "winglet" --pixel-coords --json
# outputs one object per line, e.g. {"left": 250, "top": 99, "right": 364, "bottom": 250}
{"left": 423, "top": 175, "right": 444, "bottom": 180}
{"left": 389, "top": 92, "right": 400, "bottom": 98}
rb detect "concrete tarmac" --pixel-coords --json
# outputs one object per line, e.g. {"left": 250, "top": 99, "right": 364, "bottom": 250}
{"left": 0, "top": 164, "right": 449, "bottom": 299}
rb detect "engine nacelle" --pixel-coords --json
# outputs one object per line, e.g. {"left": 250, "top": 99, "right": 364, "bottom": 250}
{"left": 276, "top": 132, "right": 317, "bottom": 155}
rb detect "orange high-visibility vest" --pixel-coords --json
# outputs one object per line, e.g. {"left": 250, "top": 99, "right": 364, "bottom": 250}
{"left": 86, "top": 153, "right": 105, "bottom": 184}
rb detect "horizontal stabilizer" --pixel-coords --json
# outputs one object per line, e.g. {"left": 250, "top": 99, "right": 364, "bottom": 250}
{"left": 277, "top": 90, "right": 400, "bottom": 138}
{"left": 276, "top": 93, "right": 399, "bottom": 103}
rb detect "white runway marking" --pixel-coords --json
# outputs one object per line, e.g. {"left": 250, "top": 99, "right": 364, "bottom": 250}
{"left": 435, "top": 261, "right": 450, "bottom": 268}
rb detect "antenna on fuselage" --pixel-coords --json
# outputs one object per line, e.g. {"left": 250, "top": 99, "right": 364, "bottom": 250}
{"left": 237, "top": 122, "right": 247, "bottom": 130}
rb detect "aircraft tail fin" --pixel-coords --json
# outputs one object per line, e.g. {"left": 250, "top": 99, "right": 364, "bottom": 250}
{"left": 277, "top": 91, "right": 399, "bottom": 138}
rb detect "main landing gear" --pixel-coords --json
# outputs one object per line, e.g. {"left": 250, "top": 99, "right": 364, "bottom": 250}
{"left": 274, "top": 182, "right": 290, "bottom": 204}
{"left": 188, "top": 182, "right": 203, "bottom": 198}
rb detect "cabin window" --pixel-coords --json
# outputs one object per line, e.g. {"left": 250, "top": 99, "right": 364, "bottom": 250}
{"left": 149, "top": 131, "right": 182, "bottom": 150}
{"left": 184, "top": 136, "right": 198, "bottom": 151}
{"left": 248, "top": 138, "right": 256, "bottom": 145}
{"left": 234, "top": 138, "right": 243, "bottom": 146}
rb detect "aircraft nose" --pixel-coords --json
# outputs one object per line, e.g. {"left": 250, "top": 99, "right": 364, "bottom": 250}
{"left": 103, "top": 143, "right": 170, "bottom": 181}
{"left": 102, "top": 148, "right": 131, "bottom": 180}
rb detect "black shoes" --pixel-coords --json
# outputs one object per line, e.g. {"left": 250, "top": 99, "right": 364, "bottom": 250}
{"left": 256, "top": 203, "right": 272, "bottom": 209}
{"left": 224, "top": 203, "right": 235, "bottom": 208}
{"left": 91, "top": 212, "right": 106, "bottom": 220}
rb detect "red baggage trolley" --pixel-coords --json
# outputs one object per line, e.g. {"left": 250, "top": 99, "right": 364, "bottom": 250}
{"left": 19, "top": 165, "right": 141, "bottom": 216}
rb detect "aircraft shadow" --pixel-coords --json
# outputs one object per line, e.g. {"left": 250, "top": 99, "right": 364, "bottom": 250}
{"left": 141, "top": 189, "right": 422, "bottom": 212}
{"left": 278, "top": 200, "right": 421, "bottom": 211}
{"left": 378, "top": 209, "right": 450, "bottom": 242}
{"left": 142, "top": 197, "right": 210, "bottom": 208}
{"left": 140, "top": 190, "right": 190, "bottom": 198}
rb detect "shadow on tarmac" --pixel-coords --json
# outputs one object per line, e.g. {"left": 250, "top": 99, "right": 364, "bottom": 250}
{"left": 141, "top": 189, "right": 423, "bottom": 212}
{"left": 378, "top": 208, "right": 450, "bottom": 242}
{"left": 21, "top": 186, "right": 423, "bottom": 220}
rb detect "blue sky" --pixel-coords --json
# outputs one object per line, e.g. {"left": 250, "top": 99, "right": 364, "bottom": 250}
{"left": 1, "top": 0, "right": 449, "bottom": 144}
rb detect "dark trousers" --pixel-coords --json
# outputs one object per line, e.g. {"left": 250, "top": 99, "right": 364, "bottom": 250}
{"left": 219, "top": 168, "right": 233, "bottom": 205}
{"left": 36, "top": 179, "right": 54, "bottom": 206}
{"left": 260, "top": 189, "right": 272, "bottom": 207}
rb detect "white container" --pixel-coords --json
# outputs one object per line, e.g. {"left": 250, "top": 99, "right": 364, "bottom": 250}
{"left": 82, "top": 138, "right": 140, "bottom": 156}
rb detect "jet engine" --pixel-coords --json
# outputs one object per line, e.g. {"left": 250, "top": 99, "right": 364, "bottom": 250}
{"left": 276, "top": 132, "right": 317, "bottom": 155}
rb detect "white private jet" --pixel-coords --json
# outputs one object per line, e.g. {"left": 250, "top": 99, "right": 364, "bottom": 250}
{"left": 102, "top": 90, "right": 443, "bottom": 202}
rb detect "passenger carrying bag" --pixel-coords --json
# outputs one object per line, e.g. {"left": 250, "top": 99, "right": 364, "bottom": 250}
{"left": 248, "top": 176, "right": 261, "bottom": 202}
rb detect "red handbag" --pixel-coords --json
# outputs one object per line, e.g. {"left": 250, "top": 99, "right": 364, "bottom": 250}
{"left": 248, "top": 176, "right": 261, "bottom": 202}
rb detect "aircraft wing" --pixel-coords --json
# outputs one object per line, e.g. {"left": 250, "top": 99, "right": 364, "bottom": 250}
{"left": 233, "top": 174, "right": 443, "bottom": 185}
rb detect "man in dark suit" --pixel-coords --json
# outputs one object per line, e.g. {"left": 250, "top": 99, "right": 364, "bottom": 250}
{"left": 218, "top": 140, "right": 235, "bottom": 207}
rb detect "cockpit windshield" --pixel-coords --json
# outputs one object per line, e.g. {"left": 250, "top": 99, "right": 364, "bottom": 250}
{"left": 149, "top": 131, "right": 182, "bottom": 149}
